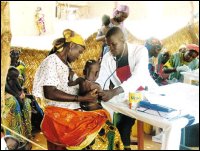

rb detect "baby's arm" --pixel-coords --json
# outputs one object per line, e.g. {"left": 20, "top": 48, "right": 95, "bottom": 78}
{"left": 68, "top": 69, "right": 79, "bottom": 86}
{"left": 96, "top": 26, "right": 107, "bottom": 42}
{"left": 68, "top": 69, "right": 75, "bottom": 81}
{"left": 68, "top": 77, "right": 84, "bottom": 86}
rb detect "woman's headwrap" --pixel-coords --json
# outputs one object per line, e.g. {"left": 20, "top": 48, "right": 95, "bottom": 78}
{"left": 144, "top": 37, "right": 163, "bottom": 52}
{"left": 63, "top": 29, "right": 85, "bottom": 48}
{"left": 179, "top": 44, "right": 186, "bottom": 50}
{"left": 186, "top": 44, "right": 199, "bottom": 54}
{"left": 113, "top": 5, "right": 129, "bottom": 18}
{"left": 52, "top": 29, "right": 85, "bottom": 53}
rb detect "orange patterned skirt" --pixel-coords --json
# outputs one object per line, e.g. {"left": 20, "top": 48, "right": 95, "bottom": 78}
{"left": 41, "top": 106, "right": 122, "bottom": 150}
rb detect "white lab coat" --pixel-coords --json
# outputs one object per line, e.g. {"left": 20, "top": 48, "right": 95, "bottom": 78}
{"left": 96, "top": 43, "right": 158, "bottom": 102}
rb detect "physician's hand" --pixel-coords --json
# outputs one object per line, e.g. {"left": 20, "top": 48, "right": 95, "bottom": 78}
{"left": 98, "top": 89, "right": 115, "bottom": 102}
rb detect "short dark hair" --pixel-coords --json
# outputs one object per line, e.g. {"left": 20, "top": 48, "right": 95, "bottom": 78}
{"left": 10, "top": 49, "right": 20, "bottom": 58}
{"left": 105, "top": 27, "right": 123, "bottom": 39}
{"left": 7, "top": 67, "right": 19, "bottom": 79}
{"left": 102, "top": 14, "right": 110, "bottom": 26}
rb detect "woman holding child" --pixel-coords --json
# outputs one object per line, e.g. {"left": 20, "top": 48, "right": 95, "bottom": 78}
{"left": 2, "top": 49, "right": 32, "bottom": 149}
{"left": 32, "top": 29, "right": 124, "bottom": 150}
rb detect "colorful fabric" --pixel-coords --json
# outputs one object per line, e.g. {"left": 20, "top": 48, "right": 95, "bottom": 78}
{"left": 163, "top": 52, "right": 199, "bottom": 80}
{"left": 1, "top": 93, "right": 32, "bottom": 143}
{"left": 113, "top": 5, "right": 129, "bottom": 17}
{"left": 41, "top": 106, "right": 123, "bottom": 150}
{"left": 156, "top": 64, "right": 169, "bottom": 80}
{"left": 85, "top": 121, "right": 124, "bottom": 150}
{"left": 16, "top": 61, "right": 26, "bottom": 86}
{"left": 63, "top": 29, "right": 85, "bottom": 47}
{"left": 35, "top": 11, "right": 46, "bottom": 34}
{"left": 148, "top": 57, "right": 157, "bottom": 76}
{"left": 156, "top": 53, "right": 170, "bottom": 80}
{"left": 186, "top": 44, "right": 199, "bottom": 53}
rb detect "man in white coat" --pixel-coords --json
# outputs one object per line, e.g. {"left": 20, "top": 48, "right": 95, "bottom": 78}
{"left": 96, "top": 27, "right": 158, "bottom": 150}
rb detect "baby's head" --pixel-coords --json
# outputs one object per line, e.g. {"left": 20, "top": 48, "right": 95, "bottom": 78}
{"left": 7, "top": 67, "right": 20, "bottom": 80}
{"left": 83, "top": 60, "right": 100, "bottom": 81}
{"left": 102, "top": 14, "right": 110, "bottom": 26}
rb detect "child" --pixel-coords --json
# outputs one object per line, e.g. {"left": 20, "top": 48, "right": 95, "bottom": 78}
{"left": 68, "top": 60, "right": 102, "bottom": 111}
{"left": 155, "top": 51, "right": 171, "bottom": 85}
{"left": 96, "top": 15, "right": 111, "bottom": 61}
{"left": 5, "top": 67, "right": 25, "bottom": 113}
{"left": 99, "top": 14, "right": 111, "bottom": 37}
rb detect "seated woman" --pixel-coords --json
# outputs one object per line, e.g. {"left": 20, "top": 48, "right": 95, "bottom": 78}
{"left": 163, "top": 44, "right": 199, "bottom": 82}
{"left": 32, "top": 29, "right": 124, "bottom": 150}
{"left": 10, "top": 49, "right": 26, "bottom": 86}
{"left": 68, "top": 59, "right": 103, "bottom": 111}
{"left": 144, "top": 37, "right": 163, "bottom": 78}
{"left": 2, "top": 49, "right": 32, "bottom": 149}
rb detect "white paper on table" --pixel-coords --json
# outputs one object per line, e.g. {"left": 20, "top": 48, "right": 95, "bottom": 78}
{"left": 143, "top": 83, "right": 199, "bottom": 123}
{"left": 142, "top": 91, "right": 182, "bottom": 110}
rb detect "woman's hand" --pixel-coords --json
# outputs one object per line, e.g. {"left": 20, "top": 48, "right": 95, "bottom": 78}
{"left": 82, "top": 92, "right": 98, "bottom": 102}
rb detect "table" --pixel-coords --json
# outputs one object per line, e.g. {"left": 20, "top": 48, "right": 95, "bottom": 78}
{"left": 181, "top": 71, "right": 199, "bottom": 85}
{"left": 102, "top": 83, "right": 199, "bottom": 150}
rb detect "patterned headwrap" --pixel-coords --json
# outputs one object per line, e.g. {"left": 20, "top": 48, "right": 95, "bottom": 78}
{"left": 144, "top": 37, "right": 163, "bottom": 52}
{"left": 113, "top": 5, "right": 129, "bottom": 18}
{"left": 63, "top": 29, "right": 85, "bottom": 47}
{"left": 186, "top": 44, "right": 199, "bottom": 53}
{"left": 52, "top": 29, "right": 85, "bottom": 53}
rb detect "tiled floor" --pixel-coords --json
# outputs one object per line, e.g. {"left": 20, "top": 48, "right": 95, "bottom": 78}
{"left": 31, "top": 131, "right": 161, "bottom": 150}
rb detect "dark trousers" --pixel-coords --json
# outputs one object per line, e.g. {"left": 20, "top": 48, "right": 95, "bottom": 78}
{"left": 113, "top": 113, "right": 135, "bottom": 146}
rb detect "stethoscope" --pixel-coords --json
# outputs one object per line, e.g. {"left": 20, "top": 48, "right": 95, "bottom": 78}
{"left": 103, "top": 43, "right": 126, "bottom": 90}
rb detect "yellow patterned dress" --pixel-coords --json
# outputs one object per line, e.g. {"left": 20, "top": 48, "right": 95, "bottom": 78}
{"left": 2, "top": 94, "right": 32, "bottom": 143}
{"left": 2, "top": 61, "right": 32, "bottom": 144}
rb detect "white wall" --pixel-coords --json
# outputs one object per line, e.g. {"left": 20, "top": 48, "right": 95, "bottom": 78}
{"left": 10, "top": 1, "right": 56, "bottom": 36}
{"left": 87, "top": 1, "right": 199, "bottom": 39}
{"left": 9, "top": 1, "right": 199, "bottom": 50}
